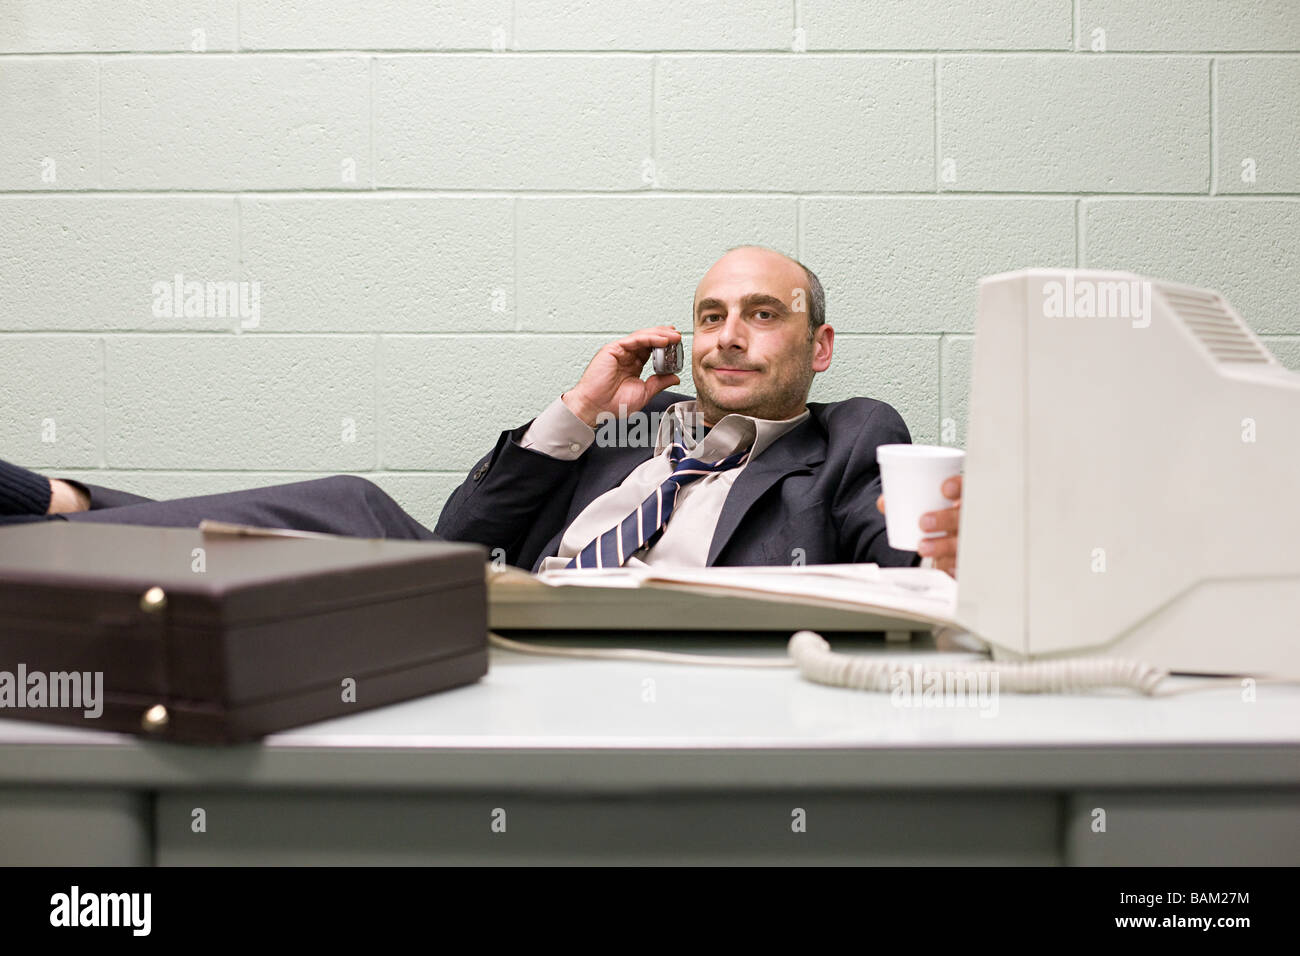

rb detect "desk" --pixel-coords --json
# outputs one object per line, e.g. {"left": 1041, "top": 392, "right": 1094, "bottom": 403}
{"left": 1, "top": 634, "right": 1297, "bottom": 865}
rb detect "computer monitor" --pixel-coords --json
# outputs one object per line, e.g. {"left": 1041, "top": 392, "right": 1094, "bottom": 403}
{"left": 955, "top": 269, "right": 1300, "bottom": 678}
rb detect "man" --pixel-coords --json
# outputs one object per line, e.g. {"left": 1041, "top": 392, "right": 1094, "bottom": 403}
{"left": 2, "top": 246, "right": 961, "bottom": 576}
{"left": 434, "top": 245, "right": 962, "bottom": 576}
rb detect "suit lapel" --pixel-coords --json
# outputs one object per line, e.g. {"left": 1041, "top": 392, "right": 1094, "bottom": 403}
{"left": 570, "top": 443, "right": 654, "bottom": 518}
{"left": 707, "top": 416, "right": 826, "bottom": 566}
{"left": 533, "top": 442, "right": 653, "bottom": 570}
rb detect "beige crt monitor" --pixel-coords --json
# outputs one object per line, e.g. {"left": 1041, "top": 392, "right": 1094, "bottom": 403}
{"left": 955, "top": 269, "right": 1300, "bottom": 679}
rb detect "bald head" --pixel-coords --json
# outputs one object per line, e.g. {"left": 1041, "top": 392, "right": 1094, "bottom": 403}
{"left": 693, "top": 246, "right": 824, "bottom": 338}
{"left": 688, "top": 245, "right": 834, "bottom": 424}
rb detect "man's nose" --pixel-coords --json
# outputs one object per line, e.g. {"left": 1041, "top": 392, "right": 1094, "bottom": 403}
{"left": 716, "top": 312, "right": 747, "bottom": 350}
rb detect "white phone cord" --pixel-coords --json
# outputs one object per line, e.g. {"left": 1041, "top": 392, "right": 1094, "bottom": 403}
{"left": 489, "top": 631, "right": 1290, "bottom": 697}
{"left": 787, "top": 631, "right": 1165, "bottom": 694}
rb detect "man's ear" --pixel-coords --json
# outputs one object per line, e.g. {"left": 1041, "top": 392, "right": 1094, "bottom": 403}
{"left": 811, "top": 324, "right": 834, "bottom": 373}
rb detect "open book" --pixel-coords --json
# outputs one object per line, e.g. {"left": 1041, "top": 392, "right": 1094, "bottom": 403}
{"left": 488, "top": 562, "right": 960, "bottom": 636}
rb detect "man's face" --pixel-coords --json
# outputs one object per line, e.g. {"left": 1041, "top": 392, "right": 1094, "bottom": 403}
{"left": 690, "top": 248, "right": 833, "bottom": 425}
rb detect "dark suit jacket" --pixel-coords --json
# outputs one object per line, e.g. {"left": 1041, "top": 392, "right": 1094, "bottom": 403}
{"left": 434, "top": 390, "right": 923, "bottom": 572}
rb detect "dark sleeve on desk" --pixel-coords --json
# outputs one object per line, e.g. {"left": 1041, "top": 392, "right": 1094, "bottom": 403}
{"left": 433, "top": 420, "right": 581, "bottom": 564}
{"left": 0, "top": 459, "right": 52, "bottom": 516}
{"left": 830, "top": 401, "right": 924, "bottom": 569}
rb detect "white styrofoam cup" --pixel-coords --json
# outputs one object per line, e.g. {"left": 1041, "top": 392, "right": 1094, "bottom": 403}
{"left": 875, "top": 444, "right": 965, "bottom": 552}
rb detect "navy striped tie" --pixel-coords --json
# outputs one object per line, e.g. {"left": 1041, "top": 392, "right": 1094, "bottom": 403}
{"left": 565, "top": 423, "right": 751, "bottom": 569}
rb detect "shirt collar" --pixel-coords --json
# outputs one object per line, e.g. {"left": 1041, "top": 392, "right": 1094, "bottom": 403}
{"left": 655, "top": 400, "right": 811, "bottom": 462}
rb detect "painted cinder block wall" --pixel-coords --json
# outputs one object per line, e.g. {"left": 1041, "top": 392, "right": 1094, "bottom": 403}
{"left": 2, "top": 1, "right": 1298, "bottom": 528}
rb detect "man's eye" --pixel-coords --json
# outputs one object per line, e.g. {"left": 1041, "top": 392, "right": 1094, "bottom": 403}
{"left": 701, "top": 314, "right": 721, "bottom": 323}
{"left": 754, "top": 310, "right": 774, "bottom": 320}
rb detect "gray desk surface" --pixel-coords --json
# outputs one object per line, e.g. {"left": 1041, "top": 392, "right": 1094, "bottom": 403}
{"left": 2, "top": 634, "right": 1299, "bottom": 785}
{"left": 2, "top": 635, "right": 1298, "bottom": 865}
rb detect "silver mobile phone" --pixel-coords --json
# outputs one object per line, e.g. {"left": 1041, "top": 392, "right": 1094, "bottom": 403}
{"left": 652, "top": 341, "right": 685, "bottom": 376}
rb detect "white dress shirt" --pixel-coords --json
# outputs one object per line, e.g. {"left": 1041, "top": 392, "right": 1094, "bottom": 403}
{"left": 519, "top": 396, "right": 810, "bottom": 570}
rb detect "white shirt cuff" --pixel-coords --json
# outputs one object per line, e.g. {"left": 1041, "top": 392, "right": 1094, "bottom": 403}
{"left": 519, "top": 396, "right": 596, "bottom": 460}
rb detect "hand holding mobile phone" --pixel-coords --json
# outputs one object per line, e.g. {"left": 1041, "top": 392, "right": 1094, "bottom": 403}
{"left": 562, "top": 326, "right": 682, "bottom": 427}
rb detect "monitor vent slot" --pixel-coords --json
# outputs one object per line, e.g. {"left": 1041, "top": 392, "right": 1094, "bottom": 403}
{"left": 1158, "top": 285, "right": 1275, "bottom": 365}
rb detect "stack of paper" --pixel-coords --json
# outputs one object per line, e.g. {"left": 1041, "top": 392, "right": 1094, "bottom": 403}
{"left": 490, "top": 563, "right": 960, "bottom": 634}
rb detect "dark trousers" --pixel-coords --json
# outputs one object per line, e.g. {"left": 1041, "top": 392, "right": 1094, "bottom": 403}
{"left": 59, "top": 476, "right": 441, "bottom": 541}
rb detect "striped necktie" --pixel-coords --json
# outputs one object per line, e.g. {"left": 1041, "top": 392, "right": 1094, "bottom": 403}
{"left": 565, "top": 419, "right": 751, "bottom": 569}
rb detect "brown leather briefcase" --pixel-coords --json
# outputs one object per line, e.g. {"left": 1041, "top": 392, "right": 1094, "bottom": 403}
{"left": 0, "top": 522, "right": 488, "bottom": 743}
